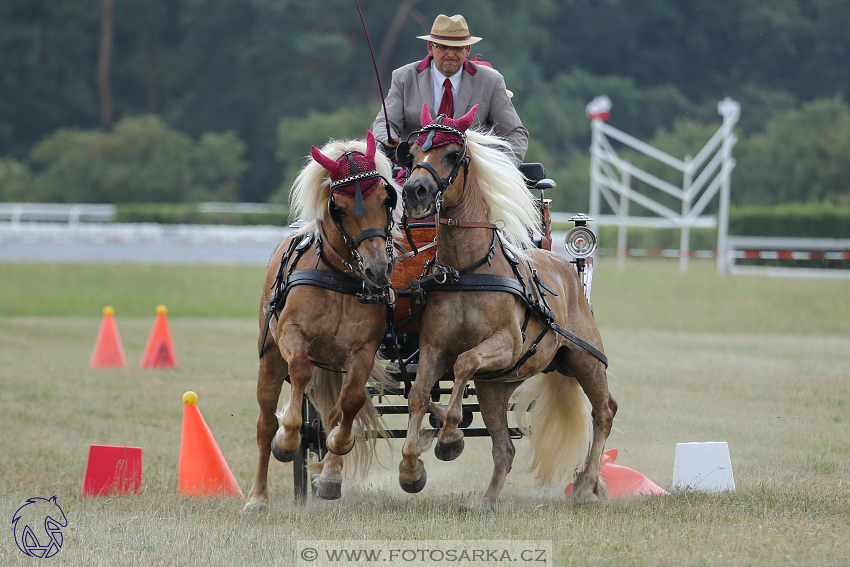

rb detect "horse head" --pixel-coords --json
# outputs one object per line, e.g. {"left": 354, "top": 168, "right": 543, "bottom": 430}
{"left": 402, "top": 104, "right": 478, "bottom": 219}
{"left": 311, "top": 131, "right": 397, "bottom": 288}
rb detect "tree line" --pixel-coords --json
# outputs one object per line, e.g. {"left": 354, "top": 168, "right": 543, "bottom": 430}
{"left": 1, "top": 0, "right": 848, "bottom": 209}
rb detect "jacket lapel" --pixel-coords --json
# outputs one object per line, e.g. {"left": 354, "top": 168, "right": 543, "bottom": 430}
{"left": 455, "top": 68, "right": 474, "bottom": 119}
{"left": 417, "top": 67, "right": 434, "bottom": 117}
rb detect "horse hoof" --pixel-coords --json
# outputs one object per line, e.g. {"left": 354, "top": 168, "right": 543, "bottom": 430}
{"left": 271, "top": 441, "right": 298, "bottom": 463}
{"left": 399, "top": 470, "right": 427, "bottom": 494}
{"left": 316, "top": 479, "right": 342, "bottom": 500}
{"left": 241, "top": 499, "right": 268, "bottom": 514}
{"left": 434, "top": 437, "right": 464, "bottom": 461}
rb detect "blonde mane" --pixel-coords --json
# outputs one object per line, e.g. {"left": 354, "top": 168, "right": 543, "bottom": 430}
{"left": 288, "top": 138, "right": 403, "bottom": 239}
{"left": 466, "top": 129, "right": 541, "bottom": 257}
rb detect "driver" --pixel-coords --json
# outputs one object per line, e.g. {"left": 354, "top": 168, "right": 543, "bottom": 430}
{"left": 372, "top": 13, "right": 528, "bottom": 167}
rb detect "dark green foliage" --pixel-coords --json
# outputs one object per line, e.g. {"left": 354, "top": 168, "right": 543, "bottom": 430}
{"left": 1, "top": 0, "right": 849, "bottom": 205}
{"left": 114, "top": 202, "right": 289, "bottom": 226}
{"left": 729, "top": 203, "right": 850, "bottom": 238}
{"left": 25, "top": 116, "right": 247, "bottom": 203}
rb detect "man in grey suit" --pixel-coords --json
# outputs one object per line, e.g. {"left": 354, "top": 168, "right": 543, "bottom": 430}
{"left": 372, "top": 14, "right": 528, "bottom": 167}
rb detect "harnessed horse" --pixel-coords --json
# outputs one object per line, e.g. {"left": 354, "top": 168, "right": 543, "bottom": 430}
{"left": 395, "top": 104, "right": 617, "bottom": 510}
{"left": 243, "top": 132, "right": 401, "bottom": 511}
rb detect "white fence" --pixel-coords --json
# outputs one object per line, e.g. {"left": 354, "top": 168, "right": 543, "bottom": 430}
{"left": 588, "top": 97, "right": 739, "bottom": 274}
{"left": 726, "top": 236, "right": 850, "bottom": 279}
{"left": 0, "top": 203, "right": 116, "bottom": 225}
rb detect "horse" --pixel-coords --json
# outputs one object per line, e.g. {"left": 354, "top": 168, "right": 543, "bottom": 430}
{"left": 395, "top": 104, "right": 617, "bottom": 510}
{"left": 243, "top": 131, "right": 402, "bottom": 512}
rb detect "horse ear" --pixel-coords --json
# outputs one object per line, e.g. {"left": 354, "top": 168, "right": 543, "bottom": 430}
{"left": 311, "top": 145, "right": 338, "bottom": 173}
{"left": 365, "top": 131, "right": 376, "bottom": 160}
{"left": 420, "top": 103, "right": 434, "bottom": 127}
{"left": 455, "top": 104, "right": 479, "bottom": 133}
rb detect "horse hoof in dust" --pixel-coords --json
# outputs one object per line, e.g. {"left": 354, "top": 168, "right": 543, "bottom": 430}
{"left": 399, "top": 470, "right": 427, "bottom": 494}
{"left": 241, "top": 499, "right": 268, "bottom": 514}
{"left": 434, "top": 437, "right": 464, "bottom": 461}
{"left": 316, "top": 479, "right": 342, "bottom": 500}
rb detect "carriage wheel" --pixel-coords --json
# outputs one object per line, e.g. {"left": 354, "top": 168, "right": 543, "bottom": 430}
{"left": 293, "top": 395, "right": 326, "bottom": 504}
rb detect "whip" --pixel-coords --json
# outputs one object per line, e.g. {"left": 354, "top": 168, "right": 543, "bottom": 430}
{"left": 354, "top": 0, "right": 393, "bottom": 143}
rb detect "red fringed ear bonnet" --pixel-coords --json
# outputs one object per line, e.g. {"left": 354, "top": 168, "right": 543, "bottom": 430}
{"left": 414, "top": 104, "right": 478, "bottom": 151}
{"left": 311, "top": 131, "right": 382, "bottom": 217}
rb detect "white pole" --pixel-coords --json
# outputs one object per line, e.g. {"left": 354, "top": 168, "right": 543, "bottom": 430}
{"left": 716, "top": 98, "right": 739, "bottom": 274}
{"left": 589, "top": 119, "right": 602, "bottom": 250}
{"left": 617, "top": 166, "right": 631, "bottom": 273}
{"left": 680, "top": 155, "right": 692, "bottom": 274}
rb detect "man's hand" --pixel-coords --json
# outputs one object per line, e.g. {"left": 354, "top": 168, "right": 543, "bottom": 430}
{"left": 379, "top": 136, "right": 400, "bottom": 156}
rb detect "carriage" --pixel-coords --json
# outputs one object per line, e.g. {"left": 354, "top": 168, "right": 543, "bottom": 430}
{"left": 244, "top": 107, "right": 615, "bottom": 512}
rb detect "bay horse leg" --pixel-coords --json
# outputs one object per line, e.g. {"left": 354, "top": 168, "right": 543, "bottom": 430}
{"left": 569, "top": 356, "right": 617, "bottom": 505}
{"left": 466, "top": 380, "right": 519, "bottom": 512}
{"left": 271, "top": 337, "right": 313, "bottom": 462}
{"left": 435, "top": 331, "right": 517, "bottom": 462}
{"left": 323, "top": 352, "right": 374, "bottom": 457}
{"left": 243, "top": 346, "right": 288, "bottom": 513}
{"left": 398, "top": 346, "right": 445, "bottom": 493}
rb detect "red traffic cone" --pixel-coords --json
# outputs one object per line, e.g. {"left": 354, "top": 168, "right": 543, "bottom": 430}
{"left": 81, "top": 445, "right": 142, "bottom": 496}
{"left": 139, "top": 305, "right": 178, "bottom": 368}
{"left": 178, "top": 392, "right": 242, "bottom": 497}
{"left": 565, "top": 449, "right": 669, "bottom": 500}
{"left": 89, "top": 306, "right": 128, "bottom": 368}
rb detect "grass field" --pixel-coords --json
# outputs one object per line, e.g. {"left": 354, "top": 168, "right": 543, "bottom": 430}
{"left": 1, "top": 258, "right": 848, "bottom": 566}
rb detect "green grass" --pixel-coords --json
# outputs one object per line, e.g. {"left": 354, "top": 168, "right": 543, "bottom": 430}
{"left": 1, "top": 258, "right": 848, "bottom": 335}
{"left": 1, "top": 259, "right": 848, "bottom": 565}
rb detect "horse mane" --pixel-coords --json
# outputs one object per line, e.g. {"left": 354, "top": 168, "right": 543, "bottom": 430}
{"left": 288, "top": 138, "right": 403, "bottom": 239}
{"left": 466, "top": 129, "right": 541, "bottom": 256}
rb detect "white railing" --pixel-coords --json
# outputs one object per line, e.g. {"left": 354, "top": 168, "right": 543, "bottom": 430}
{"left": 0, "top": 203, "right": 116, "bottom": 225}
{"left": 588, "top": 97, "right": 739, "bottom": 274}
{"left": 726, "top": 236, "right": 850, "bottom": 278}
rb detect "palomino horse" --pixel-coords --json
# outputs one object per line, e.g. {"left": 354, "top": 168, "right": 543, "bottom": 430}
{"left": 396, "top": 104, "right": 617, "bottom": 510}
{"left": 243, "top": 132, "right": 401, "bottom": 511}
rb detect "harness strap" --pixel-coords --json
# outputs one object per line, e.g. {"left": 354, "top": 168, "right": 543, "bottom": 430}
{"left": 438, "top": 217, "right": 499, "bottom": 229}
{"left": 419, "top": 272, "right": 608, "bottom": 367}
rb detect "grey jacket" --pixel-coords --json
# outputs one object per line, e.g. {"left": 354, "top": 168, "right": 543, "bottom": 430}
{"left": 372, "top": 56, "right": 528, "bottom": 166}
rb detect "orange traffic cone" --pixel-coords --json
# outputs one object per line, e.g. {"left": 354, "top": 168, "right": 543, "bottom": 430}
{"left": 89, "top": 306, "right": 128, "bottom": 368}
{"left": 565, "top": 449, "right": 669, "bottom": 500}
{"left": 139, "top": 305, "right": 178, "bottom": 368}
{"left": 178, "top": 391, "right": 242, "bottom": 497}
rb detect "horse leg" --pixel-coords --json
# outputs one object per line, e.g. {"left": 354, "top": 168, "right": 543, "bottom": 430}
{"left": 435, "top": 331, "right": 516, "bottom": 462}
{"left": 243, "top": 347, "right": 288, "bottom": 513}
{"left": 271, "top": 337, "right": 313, "bottom": 462}
{"left": 314, "top": 451, "right": 345, "bottom": 500}
{"left": 324, "top": 352, "right": 373, "bottom": 457}
{"left": 399, "top": 346, "right": 445, "bottom": 493}
{"left": 465, "top": 380, "right": 519, "bottom": 512}
{"left": 569, "top": 357, "right": 617, "bottom": 505}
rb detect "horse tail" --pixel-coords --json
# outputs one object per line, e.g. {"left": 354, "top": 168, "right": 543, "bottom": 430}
{"left": 307, "top": 355, "right": 392, "bottom": 478}
{"left": 512, "top": 371, "right": 592, "bottom": 486}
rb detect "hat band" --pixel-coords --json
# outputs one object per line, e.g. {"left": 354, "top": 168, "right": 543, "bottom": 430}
{"left": 430, "top": 32, "right": 472, "bottom": 41}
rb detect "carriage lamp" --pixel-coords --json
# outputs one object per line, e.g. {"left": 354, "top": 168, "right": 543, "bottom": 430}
{"left": 565, "top": 214, "right": 597, "bottom": 259}
{"left": 566, "top": 214, "right": 597, "bottom": 305}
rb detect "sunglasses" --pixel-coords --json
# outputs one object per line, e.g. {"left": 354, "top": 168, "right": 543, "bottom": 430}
{"left": 431, "top": 42, "right": 469, "bottom": 53}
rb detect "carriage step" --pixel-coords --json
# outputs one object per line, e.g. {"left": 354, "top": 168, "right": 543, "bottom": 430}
{"left": 370, "top": 427, "right": 523, "bottom": 440}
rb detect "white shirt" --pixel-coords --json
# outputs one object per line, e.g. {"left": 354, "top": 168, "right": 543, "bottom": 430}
{"left": 430, "top": 62, "right": 462, "bottom": 117}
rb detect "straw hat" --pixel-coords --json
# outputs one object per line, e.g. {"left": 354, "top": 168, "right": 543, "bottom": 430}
{"left": 417, "top": 14, "right": 482, "bottom": 46}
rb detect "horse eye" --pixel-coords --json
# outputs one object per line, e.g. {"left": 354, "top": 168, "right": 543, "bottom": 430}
{"left": 444, "top": 150, "right": 459, "bottom": 162}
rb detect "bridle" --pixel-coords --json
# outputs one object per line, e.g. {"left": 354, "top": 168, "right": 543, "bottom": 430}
{"left": 325, "top": 151, "right": 397, "bottom": 280}
{"left": 398, "top": 115, "right": 471, "bottom": 218}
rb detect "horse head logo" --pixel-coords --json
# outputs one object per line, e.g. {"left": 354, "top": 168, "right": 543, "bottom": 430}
{"left": 12, "top": 496, "right": 67, "bottom": 558}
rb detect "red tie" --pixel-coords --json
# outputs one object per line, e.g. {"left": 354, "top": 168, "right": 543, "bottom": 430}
{"left": 438, "top": 78, "right": 454, "bottom": 118}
